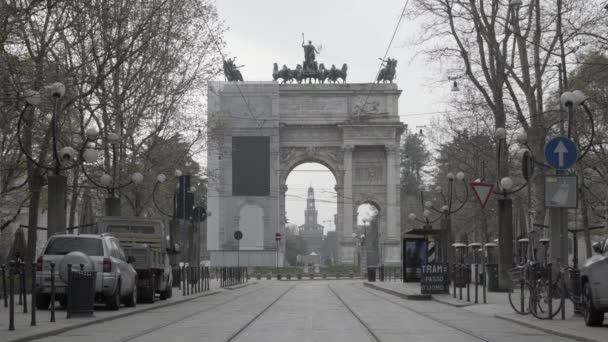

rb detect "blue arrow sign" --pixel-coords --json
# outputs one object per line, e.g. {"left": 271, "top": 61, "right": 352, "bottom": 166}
{"left": 544, "top": 137, "right": 577, "bottom": 170}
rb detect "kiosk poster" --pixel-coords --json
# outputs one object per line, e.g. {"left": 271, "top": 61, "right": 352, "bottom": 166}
{"left": 420, "top": 263, "right": 449, "bottom": 294}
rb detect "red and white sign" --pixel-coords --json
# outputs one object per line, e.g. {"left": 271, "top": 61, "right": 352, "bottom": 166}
{"left": 470, "top": 182, "right": 495, "bottom": 209}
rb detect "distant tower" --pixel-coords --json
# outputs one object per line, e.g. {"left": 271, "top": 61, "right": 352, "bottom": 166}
{"left": 304, "top": 186, "right": 319, "bottom": 228}
{"left": 299, "top": 186, "right": 324, "bottom": 256}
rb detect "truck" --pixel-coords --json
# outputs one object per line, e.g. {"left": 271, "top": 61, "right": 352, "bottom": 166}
{"left": 96, "top": 217, "right": 174, "bottom": 303}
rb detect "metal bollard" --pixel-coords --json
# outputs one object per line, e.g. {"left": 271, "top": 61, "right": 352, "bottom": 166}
{"left": 548, "top": 263, "right": 553, "bottom": 319}
{"left": 31, "top": 262, "right": 36, "bottom": 326}
{"left": 459, "top": 266, "right": 463, "bottom": 301}
{"left": 67, "top": 264, "right": 72, "bottom": 319}
{"left": 18, "top": 262, "right": 22, "bottom": 306}
{"left": 50, "top": 262, "right": 56, "bottom": 322}
{"left": 181, "top": 266, "right": 185, "bottom": 296}
{"left": 452, "top": 264, "right": 456, "bottom": 298}
{"left": 9, "top": 261, "right": 15, "bottom": 331}
{"left": 2, "top": 264, "right": 6, "bottom": 307}
{"left": 474, "top": 263, "right": 478, "bottom": 304}
{"left": 21, "top": 262, "right": 27, "bottom": 314}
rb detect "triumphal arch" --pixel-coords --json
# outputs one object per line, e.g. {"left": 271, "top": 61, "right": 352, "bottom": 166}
{"left": 206, "top": 82, "right": 404, "bottom": 266}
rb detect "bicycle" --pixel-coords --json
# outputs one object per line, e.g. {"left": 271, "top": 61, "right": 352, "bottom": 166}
{"left": 508, "top": 261, "right": 549, "bottom": 315}
{"left": 531, "top": 265, "right": 584, "bottom": 320}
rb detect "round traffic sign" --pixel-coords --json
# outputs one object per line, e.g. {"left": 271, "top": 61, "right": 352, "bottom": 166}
{"left": 275, "top": 233, "right": 282, "bottom": 241}
{"left": 234, "top": 230, "right": 243, "bottom": 240}
{"left": 544, "top": 136, "right": 577, "bottom": 170}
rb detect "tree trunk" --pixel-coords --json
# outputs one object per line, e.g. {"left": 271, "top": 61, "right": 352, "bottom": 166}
{"left": 68, "top": 168, "right": 80, "bottom": 229}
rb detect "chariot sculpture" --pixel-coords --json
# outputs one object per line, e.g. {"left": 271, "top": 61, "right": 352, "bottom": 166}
{"left": 272, "top": 36, "right": 348, "bottom": 84}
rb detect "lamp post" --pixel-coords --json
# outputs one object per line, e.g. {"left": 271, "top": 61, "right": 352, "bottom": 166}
{"left": 80, "top": 129, "right": 144, "bottom": 217}
{"left": 409, "top": 172, "right": 468, "bottom": 266}
{"left": 351, "top": 232, "right": 365, "bottom": 275}
{"left": 16, "top": 83, "right": 82, "bottom": 237}
{"left": 153, "top": 170, "right": 202, "bottom": 267}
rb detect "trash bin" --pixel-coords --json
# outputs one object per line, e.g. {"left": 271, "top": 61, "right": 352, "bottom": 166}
{"left": 172, "top": 269, "right": 181, "bottom": 287}
{"left": 485, "top": 264, "right": 499, "bottom": 292}
{"left": 367, "top": 267, "right": 376, "bottom": 282}
{"left": 67, "top": 269, "right": 96, "bottom": 318}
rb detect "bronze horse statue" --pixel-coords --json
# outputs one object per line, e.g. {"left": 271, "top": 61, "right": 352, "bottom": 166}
{"left": 317, "top": 63, "right": 328, "bottom": 84}
{"left": 327, "top": 64, "right": 348, "bottom": 83}
{"left": 223, "top": 58, "right": 243, "bottom": 82}
{"left": 377, "top": 58, "right": 397, "bottom": 83}
{"left": 273, "top": 63, "right": 294, "bottom": 83}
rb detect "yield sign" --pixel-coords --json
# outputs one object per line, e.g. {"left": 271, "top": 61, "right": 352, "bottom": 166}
{"left": 470, "top": 182, "right": 495, "bottom": 209}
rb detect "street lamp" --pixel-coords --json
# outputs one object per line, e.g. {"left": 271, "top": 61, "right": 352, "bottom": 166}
{"left": 80, "top": 129, "right": 144, "bottom": 217}
{"left": 16, "top": 83, "right": 82, "bottom": 237}
{"left": 153, "top": 170, "right": 203, "bottom": 267}
{"left": 408, "top": 173, "right": 468, "bottom": 265}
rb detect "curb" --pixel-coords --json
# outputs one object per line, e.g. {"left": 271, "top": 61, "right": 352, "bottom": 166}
{"left": 9, "top": 290, "right": 221, "bottom": 342}
{"left": 224, "top": 281, "right": 258, "bottom": 290}
{"left": 431, "top": 296, "right": 474, "bottom": 307}
{"left": 494, "top": 314, "right": 602, "bottom": 342}
{"left": 363, "top": 282, "right": 431, "bottom": 300}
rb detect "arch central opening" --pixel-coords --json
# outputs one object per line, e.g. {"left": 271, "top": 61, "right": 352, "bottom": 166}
{"left": 285, "top": 162, "right": 337, "bottom": 267}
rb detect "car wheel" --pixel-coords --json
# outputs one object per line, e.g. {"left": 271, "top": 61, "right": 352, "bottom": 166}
{"left": 106, "top": 280, "right": 121, "bottom": 311}
{"left": 124, "top": 283, "right": 137, "bottom": 307}
{"left": 584, "top": 282, "right": 604, "bottom": 327}
{"left": 35, "top": 293, "right": 51, "bottom": 310}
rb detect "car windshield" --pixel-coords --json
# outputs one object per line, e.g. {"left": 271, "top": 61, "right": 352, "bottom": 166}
{"left": 45, "top": 237, "right": 104, "bottom": 256}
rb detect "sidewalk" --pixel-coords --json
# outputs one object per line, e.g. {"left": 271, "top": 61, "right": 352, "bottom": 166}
{"left": 365, "top": 281, "right": 608, "bottom": 342}
{"left": 0, "top": 280, "right": 254, "bottom": 342}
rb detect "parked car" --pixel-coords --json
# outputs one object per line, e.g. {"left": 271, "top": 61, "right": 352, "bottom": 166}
{"left": 35, "top": 233, "right": 138, "bottom": 310}
{"left": 96, "top": 217, "right": 174, "bottom": 302}
{"left": 581, "top": 237, "right": 608, "bottom": 326}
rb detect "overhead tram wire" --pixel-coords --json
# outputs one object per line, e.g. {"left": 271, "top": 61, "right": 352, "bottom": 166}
{"left": 201, "top": 16, "right": 264, "bottom": 129}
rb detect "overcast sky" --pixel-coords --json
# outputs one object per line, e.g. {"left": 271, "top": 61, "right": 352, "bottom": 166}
{"left": 215, "top": 0, "right": 453, "bottom": 232}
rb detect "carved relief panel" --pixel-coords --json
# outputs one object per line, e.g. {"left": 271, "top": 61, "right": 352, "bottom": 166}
{"left": 353, "top": 146, "right": 386, "bottom": 186}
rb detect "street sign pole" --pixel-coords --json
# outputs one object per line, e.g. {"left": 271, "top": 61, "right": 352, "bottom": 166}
{"left": 544, "top": 136, "right": 578, "bottom": 269}
{"left": 234, "top": 230, "right": 243, "bottom": 268}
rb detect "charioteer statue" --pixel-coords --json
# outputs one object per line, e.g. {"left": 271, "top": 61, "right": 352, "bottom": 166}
{"left": 223, "top": 57, "right": 244, "bottom": 82}
{"left": 302, "top": 39, "right": 320, "bottom": 73}
{"left": 272, "top": 35, "right": 348, "bottom": 84}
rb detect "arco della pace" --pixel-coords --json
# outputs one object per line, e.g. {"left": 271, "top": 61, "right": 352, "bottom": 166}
{"left": 206, "top": 81, "right": 404, "bottom": 266}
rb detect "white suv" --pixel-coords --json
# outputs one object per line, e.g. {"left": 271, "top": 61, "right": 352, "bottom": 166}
{"left": 35, "top": 234, "right": 138, "bottom": 310}
{"left": 581, "top": 237, "right": 608, "bottom": 326}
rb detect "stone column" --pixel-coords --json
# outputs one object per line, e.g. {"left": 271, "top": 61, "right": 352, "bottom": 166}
{"left": 340, "top": 145, "right": 355, "bottom": 263}
{"left": 343, "top": 145, "right": 354, "bottom": 237}
{"left": 384, "top": 143, "right": 400, "bottom": 263}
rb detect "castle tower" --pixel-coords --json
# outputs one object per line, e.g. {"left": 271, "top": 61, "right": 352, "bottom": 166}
{"left": 299, "top": 186, "right": 324, "bottom": 257}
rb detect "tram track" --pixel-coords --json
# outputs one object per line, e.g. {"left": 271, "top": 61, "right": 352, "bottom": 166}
{"left": 224, "top": 284, "right": 296, "bottom": 342}
{"left": 119, "top": 283, "right": 269, "bottom": 342}
{"left": 328, "top": 284, "right": 382, "bottom": 342}
{"left": 351, "top": 283, "right": 492, "bottom": 342}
